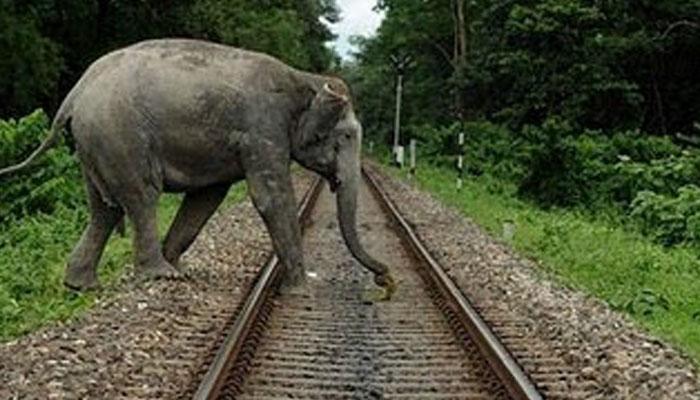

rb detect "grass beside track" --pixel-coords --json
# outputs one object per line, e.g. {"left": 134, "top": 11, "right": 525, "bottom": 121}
{"left": 0, "top": 184, "right": 246, "bottom": 341}
{"left": 380, "top": 162, "right": 700, "bottom": 366}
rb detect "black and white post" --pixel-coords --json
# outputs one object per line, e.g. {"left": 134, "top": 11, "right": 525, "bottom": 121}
{"left": 409, "top": 139, "right": 416, "bottom": 176}
{"left": 457, "top": 131, "right": 464, "bottom": 190}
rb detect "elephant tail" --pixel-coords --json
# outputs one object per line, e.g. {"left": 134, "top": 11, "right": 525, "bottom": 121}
{"left": 0, "top": 99, "right": 74, "bottom": 177}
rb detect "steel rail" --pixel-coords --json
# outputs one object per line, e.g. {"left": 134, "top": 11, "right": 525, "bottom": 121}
{"left": 363, "top": 166, "right": 544, "bottom": 400}
{"left": 193, "top": 177, "right": 324, "bottom": 400}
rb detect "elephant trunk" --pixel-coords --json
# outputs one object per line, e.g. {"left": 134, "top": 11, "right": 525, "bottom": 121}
{"left": 335, "top": 159, "right": 392, "bottom": 287}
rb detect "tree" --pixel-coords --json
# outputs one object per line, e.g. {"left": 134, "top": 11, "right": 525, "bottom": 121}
{"left": 452, "top": 0, "right": 468, "bottom": 117}
{"left": 0, "top": 1, "right": 62, "bottom": 116}
{"left": 350, "top": 0, "right": 700, "bottom": 136}
{"left": 348, "top": 0, "right": 456, "bottom": 145}
{"left": 0, "top": 0, "right": 340, "bottom": 117}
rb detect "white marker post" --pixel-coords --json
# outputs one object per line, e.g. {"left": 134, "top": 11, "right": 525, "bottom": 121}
{"left": 409, "top": 139, "right": 416, "bottom": 176}
{"left": 395, "top": 145, "right": 405, "bottom": 167}
{"left": 503, "top": 219, "right": 516, "bottom": 242}
{"left": 393, "top": 73, "right": 403, "bottom": 157}
{"left": 457, "top": 132, "right": 465, "bottom": 190}
{"left": 457, "top": 156, "right": 463, "bottom": 189}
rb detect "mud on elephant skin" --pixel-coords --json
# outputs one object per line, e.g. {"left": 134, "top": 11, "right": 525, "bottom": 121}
{"left": 0, "top": 39, "right": 395, "bottom": 297}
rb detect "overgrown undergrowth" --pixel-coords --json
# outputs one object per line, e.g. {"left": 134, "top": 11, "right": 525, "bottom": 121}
{"left": 0, "top": 109, "right": 249, "bottom": 340}
{"left": 0, "top": 188, "right": 246, "bottom": 341}
{"left": 382, "top": 162, "right": 700, "bottom": 365}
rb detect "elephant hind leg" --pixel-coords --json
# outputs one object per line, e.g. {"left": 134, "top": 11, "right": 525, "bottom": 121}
{"left": 163, "top": 183, "right": 230, "bottom": 267}
{"left": 123, "top": 188, "right": 181, "bottom": 280}
{"left": 65, "top": 179, "right": 124, "bottom": 291}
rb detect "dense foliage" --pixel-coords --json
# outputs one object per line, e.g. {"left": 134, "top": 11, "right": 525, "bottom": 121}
{"left": 349, "top": 0, "right": 700, "bottom": 249}
{"left": 351, "top": 0, "right": 700, "bottom": 134}
{"left": 0, "top": 112, "right": 92, "bottom": 336}
{"left": 0, "top": 0, "right": 339, "bottom": 117}
{"left": 0, "top": 110, "right": 82, "bottom": 224}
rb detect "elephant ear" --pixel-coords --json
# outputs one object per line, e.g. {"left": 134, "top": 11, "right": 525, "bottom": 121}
{"left": 300, "top": 82, "right": 349, "bottom": 142}
{"left": 319, "top": 81, "right": 350, "bottom": 105}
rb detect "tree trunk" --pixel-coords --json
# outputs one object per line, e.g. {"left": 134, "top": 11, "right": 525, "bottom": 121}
{"left": 452, "top": 0, "right": 468, "bottom": 118}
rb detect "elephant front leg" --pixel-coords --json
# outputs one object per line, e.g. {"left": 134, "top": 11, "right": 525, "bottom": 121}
{"left": 247, "top": 169, "right": 305, "bottom": 291}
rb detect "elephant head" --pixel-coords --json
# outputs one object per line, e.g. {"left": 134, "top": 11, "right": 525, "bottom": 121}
{"left": 292, "top": 80, "right": 395, "bottom": 296}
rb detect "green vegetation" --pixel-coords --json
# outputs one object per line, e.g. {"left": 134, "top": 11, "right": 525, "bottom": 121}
{"left": 348, "top": 0, "right": 700, "bottom": 136}
{"left": 0, "top": 0, "right": 340, "bottom": 118}
{"left": 383, "top": 162, "right": 700, "bottom": 364}
{"left": 347, "top": 0, "right": 700, "bottom": 249}
{"left": 351, "top": 0, "right": 700, "bottom": 363}
{"left": 387, "top": 121, "right": 700, "bottom": 250}
{"left": 347, "top": 0, "right": 700, "bottom": 215}
{"left": 0, "top": 111, "right": 246, "bottom": 339}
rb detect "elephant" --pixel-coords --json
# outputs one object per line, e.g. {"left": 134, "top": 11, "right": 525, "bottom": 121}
{"left": 0, "top": 39, "right": 395, "bottom": 297}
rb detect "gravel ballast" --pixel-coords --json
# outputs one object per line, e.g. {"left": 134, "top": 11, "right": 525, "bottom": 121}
{"left": 0, "top": 175, "right": 312, "bottom": 399}
{"left": 2, "top": 165, "right": 699, "bottom": 399}
{"left": 368, "top": 164, "right": 700, "bottom": 399}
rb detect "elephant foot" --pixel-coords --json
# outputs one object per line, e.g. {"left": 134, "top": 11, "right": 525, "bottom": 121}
{"left": 137, "top": 260, "right": 183, "bottom": 281}
{"left": 278, "top": 268, "right": 307, "bottom": 295}
{"left": 64, "top": 266, "right": 101, "bottom": 291}
{"left": 373, "top": 273, "right": 397, "bottom": 301}
{"left": 163, "top": 250, "right": 186, "bottom": 271}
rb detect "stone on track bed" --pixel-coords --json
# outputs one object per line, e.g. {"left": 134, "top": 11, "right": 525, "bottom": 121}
{"left": 3, "top": 164, "right": 699, "bottom": 399}
{"left": 368, "top": 163, "right": 700, "bottom": 400}
{"left": 0, "top": 175, "right": 312, "bottom": 399}
{"left": 235, "top": 181, "right": 506, "bottom": 399}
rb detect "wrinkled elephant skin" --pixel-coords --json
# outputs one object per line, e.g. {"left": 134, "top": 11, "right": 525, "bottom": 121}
{"left": 0, "top": 39, "right": 393, "bottom": 295}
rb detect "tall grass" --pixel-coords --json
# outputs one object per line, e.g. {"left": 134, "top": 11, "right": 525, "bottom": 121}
{"left": 385, "top": 163, "right": 700, "bottom": 365}
{"left": 0, "top": 110, "right": 249, "bottom": 339}
{"left": 0, "top": 186, "right": 246, "bottom": 340}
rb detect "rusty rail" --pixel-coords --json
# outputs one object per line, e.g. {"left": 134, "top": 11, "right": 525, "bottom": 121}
{"left": 193, "top": 177, "right": 324, "bottom": 400}
{"left": 193, "top": 166, "right": 544, "bottom": 399}
{"left": 362, "top": 166, "right": 543, "bottom": 400}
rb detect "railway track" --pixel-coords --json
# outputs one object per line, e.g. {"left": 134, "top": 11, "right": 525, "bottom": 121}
{"left": 188, "top": 166, "right": 551, "bottom": 399}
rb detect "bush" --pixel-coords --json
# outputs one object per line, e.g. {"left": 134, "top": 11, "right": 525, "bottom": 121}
{"left": 409, "top": 121, "right": 527, "bottom": 182}
{"left": 407, "top": 117, "right": 700, "bottom": 250}
{"left": 518, "top": 119, "right": 688, "bottom": 209}
{"left": 0, "top": 110, "right": 83, "bottom": 224}
{"left": 409, "top": 118, "right": 698, "bottom": 217}
{"left": 461, "top": 121, "right": 529, "bottom": 181}
{"left": 517, "top": 119, "right": 618, "bottom": 207}
{"left": 615, "top": 151, "right": 700, "bottom": 205}
{"left": 409, "top": 123, "right": 458, "bottom": 164}
{"left": 630, "top": 185, "right": 700, "bottom": 247}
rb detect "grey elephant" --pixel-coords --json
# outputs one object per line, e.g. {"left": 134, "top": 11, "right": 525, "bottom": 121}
{"left": 0, "top": 39, "right": 395, "bottom": 297}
